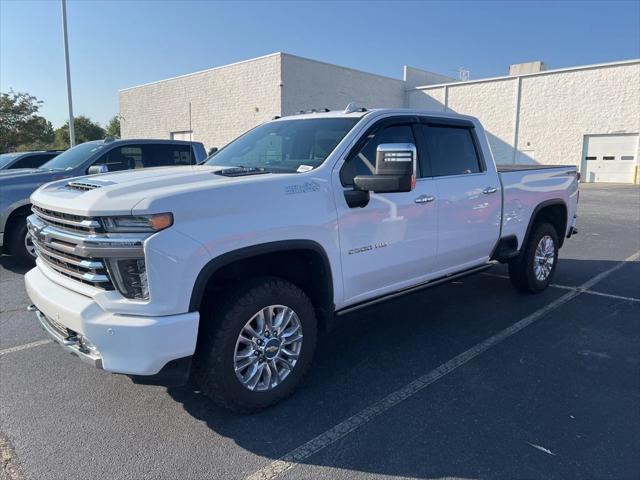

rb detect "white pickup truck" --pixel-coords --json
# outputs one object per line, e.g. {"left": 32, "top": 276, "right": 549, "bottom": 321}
{"left": 25, "top": 107, "right": 579, "bottom": 412}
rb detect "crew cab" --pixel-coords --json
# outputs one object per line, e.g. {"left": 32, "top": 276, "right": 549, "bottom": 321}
{"left": 24, "top": 107, "right": 578, "bottom": 412}
{"left": 0, "top": 139, "right": 206, "bottom": 263}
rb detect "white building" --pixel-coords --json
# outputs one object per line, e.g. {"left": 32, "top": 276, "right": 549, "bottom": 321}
{"left": 120, "top": 53, "right": 640, "bottom": 183}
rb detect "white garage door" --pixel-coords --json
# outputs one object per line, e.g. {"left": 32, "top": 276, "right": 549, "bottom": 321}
{"left": 582, "top": 134, "right": 639, "bottom": 183}
{"left": 170, "top": 130, "right": 192, "bottom": 141}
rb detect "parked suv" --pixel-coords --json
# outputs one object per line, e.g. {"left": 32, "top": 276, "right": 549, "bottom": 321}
{"left": 1, "top": 138, "right": 206, "bottom": 263}
{"left": 0, "top": 150, "right": 64, "bottom": 170}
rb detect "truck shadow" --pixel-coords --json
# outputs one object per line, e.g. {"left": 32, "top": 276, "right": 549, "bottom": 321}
{"left": 0, "top": 255, "right": 32, "bottom": 275}
{"left": 166, "top": 258, "right": 636, "bottom": 479}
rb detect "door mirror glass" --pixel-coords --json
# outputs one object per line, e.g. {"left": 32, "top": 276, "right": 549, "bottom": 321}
{"left": 87, "top": 164, "right": 108, "bottom": 175}
{"left": 353, "top": 143, "right": 416, "bottom": 193}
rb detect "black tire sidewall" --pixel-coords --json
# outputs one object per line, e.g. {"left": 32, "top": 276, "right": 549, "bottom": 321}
{"left": 195, "top": 277, "right": 317, "bottom": 411}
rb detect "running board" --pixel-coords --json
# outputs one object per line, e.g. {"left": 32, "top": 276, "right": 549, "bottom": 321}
{"left": 336, "top": 263, "right": 494, "bottom": 316}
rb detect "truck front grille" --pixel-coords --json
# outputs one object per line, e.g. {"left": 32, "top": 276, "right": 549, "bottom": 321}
{"left": 29, "top": 209, "right": 114, "bottom": 290}
{"left": 32, "top": 205, "right": 103, "bottom": 234}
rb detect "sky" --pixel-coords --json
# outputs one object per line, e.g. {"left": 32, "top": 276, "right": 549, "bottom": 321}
{"left": 1, "top": 0, "right": 639, "bottom": 128}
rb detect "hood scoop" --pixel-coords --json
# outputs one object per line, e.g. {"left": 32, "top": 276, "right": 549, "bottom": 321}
{"left": 66, "top": 179, "right": 115, "bottom": 191}
{"left": 213, "top": 167, "right": 269, "bottom": 177}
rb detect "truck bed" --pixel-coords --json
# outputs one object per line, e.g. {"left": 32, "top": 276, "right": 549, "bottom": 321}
{"left": 498, "top": 164, "right": 579, "bottom": 248}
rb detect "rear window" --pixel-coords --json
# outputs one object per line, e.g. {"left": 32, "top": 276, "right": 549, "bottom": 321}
{"left": 423, "top": 126, "right": 482, "bottom": 177}
{"left": 11, "top": 153, "right": 58, "bottom": 169}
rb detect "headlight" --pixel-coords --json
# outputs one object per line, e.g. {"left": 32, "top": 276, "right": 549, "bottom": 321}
{"left": 106, "top": 258, "right": 149, "bottom": 300}
{"left": 101, "top": 213, "right": 173, "bottom": 233}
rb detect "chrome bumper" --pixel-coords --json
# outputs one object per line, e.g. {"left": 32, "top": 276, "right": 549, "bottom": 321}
{"left": 29, "top": 304, "right": 103, "bottom": 369}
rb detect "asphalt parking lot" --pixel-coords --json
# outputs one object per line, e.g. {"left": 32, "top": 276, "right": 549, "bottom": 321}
{"left": 1, "top": 183, "right": 639, "bottom": 480}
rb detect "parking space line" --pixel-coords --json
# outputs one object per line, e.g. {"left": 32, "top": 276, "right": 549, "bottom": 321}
{"left": 245, "top": 250, "right": 640, "bottom": 480}
{"left": 482, "top": 269, "right": 640, "bottom": 303}
{"left": 0, "top": 339, "right": 50, "bottom": 357}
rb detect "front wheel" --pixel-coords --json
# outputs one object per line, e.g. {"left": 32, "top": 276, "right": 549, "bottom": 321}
{"left": 508, "top": 222, "right": 559, "bottom": 293}
{"left": 9, "top": 215, "right": 36, "bottom": 265}
{"left": 193, "top": 277, "right": 317, "bottom": 412}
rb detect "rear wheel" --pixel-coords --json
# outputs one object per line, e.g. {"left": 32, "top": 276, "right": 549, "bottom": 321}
{"left": 9, "top": 215, "right": 36, "bottom": 265}
{"left": 508, "top": 222, "right": 559, "bottom": 293}
{"left": 193, "top": 277, "right": 317, "bottom": 412}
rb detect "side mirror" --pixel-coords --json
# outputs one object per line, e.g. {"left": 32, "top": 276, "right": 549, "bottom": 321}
{"left": 87, "top": 164, "right": 108, "bottom": 175}
{"left": 353, "top": 143, "right": 417, "bottom": 193}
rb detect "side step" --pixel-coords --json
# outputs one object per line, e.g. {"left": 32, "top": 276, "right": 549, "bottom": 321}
{"left": 336, "top": 263, "right": 493, "bottom": 316}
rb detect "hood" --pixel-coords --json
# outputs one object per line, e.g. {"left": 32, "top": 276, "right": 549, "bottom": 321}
{"left": 30, "top": 165, "right": 277, "bottom": 216}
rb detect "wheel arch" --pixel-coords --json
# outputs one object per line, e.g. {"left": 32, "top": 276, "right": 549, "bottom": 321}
{"left": 189, "top": 240, "right": 335, "bottom": 326}
{"left": 2, "top": 202, "right": 32, "bottom": 253}
{"left": 521, "top": 199, "right": 568, "bottom": 252}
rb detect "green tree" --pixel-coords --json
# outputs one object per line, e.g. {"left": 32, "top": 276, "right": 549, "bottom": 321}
{"left": 54, "top": 115, "right": 106, "bottom": 149}
{"left": 105, "top": 115, "right": 121, "bottom": 138}
{"left": 0, "top": 90, "right": 54, "bottom": 152}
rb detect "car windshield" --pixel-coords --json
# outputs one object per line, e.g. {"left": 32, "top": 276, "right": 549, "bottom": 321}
{"left": 205, "top": 118, "right": 359, "bottom": 173}
{"left": 0, "top": 153, "right": 22, "bottom": 169}
{"left": 41, "top": 142, "right": 106, "bottom": 171}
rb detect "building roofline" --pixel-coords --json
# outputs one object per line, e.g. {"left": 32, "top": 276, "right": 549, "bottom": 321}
{"left": 119, "top": 52, "right": 283, "bottom": 92}
{"left": 280, "top": 53, "right": 404, "bottom": 84}
{"left": 410, "top": 58, "right": 640, "bottom": 91}
{"left": 120, "top": 52, "right": 406, "bottom": 93}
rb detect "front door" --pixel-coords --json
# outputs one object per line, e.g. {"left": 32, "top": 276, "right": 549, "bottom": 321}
{"left": 333, "top": 117, "right": 438, "bottom": 306}
{"left": 420, "top": 120, "right": 502, "bottom": 274}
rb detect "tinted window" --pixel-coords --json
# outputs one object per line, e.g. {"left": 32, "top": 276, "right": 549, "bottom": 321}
{"left": 341, "top": 124, "right": 416, "bottom": 185}
{"left": 93, "top": 145, "right": 149, "bottom": 172}
{"left": 423, "top": 126, "right": 481, "bottom": 176}
{"left": 0, "top": 153, "right": 21, "bottom": 169}
{"left": 150, "top": 144, "right": 195, "bottom": 167}
{"left": 206, "top": 118, "right": 358, "bottom": 173}
{"left": 11, "top": 153, "right": 57, "bottom": 169}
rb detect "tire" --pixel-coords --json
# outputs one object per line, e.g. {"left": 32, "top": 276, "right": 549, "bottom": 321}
{"left": 508, "top": 222, "right": 559, "bottom": 294}
{"left": 9, "top": 215, "right": 36, "bottom": 265}
{"left": 193, "top": 276, "right": 317, "bottom": 413}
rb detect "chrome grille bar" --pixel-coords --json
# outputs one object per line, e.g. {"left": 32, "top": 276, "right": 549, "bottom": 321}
{"left": 27, "top": 212, "right": 147, "bottom": 291}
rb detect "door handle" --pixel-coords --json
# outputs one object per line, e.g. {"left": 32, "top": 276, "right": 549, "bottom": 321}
{"left": 415, "top": 195, "right": 435, "bottom": 204}
{"left": 482, "top": 186, "right": 498, "bottom": 194}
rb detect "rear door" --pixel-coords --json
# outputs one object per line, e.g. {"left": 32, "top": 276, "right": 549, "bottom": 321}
{"left": 334, "top": 116, "right": 438, "bottom": 305}
{"left": 420, "top": 118, "right": 501, "bottom": 274}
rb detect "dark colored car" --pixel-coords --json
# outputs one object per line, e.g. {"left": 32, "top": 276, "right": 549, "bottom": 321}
{"left": 0, "top": 150, "right": 64, "bottom": 170}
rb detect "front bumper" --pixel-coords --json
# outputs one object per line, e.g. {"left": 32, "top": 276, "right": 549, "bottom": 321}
{"left": 25, "top": 266, "right": 199, "bottom": 375}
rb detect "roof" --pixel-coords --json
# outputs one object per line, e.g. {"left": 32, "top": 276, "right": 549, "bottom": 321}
{"left": 411, "top": 58, "right": 640, "bottom": 90}
{"left": 273, "top": 107, "right": 476, "bottom": 122}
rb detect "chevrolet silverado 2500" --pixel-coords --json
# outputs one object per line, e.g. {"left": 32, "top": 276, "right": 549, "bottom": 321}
{"left": 25, "top": 108, "right": 578, "bottom": 412}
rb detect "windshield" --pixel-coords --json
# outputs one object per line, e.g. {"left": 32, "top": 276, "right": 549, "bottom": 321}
{"left": 0, "top": 153, "right": 22, "bottom": 169}
{"left": 205, "top": 118, "right": 359, "bottom": 173}
{"left": 41, "top": 142, "right": 106, "bottom": 171}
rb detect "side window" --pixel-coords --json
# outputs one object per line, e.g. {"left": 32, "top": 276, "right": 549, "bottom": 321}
{"left": 149, "top": 144, "right": 195, "bottom": 167}
{"left": 423, "top": 126, "right": 482, "bottom": 177}
{"left": 93, "top": 145, "right": 144, "bottom": 172}
{"left": 341, "top": 124, "right": 416, "bottom": 186}
{"left": 11, "top": 154, "right": 55, "bottom": 169}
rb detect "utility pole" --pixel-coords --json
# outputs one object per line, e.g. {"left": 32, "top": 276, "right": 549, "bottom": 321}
{"left": 61, "top": 0, "right": 76, "bottom": 147}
